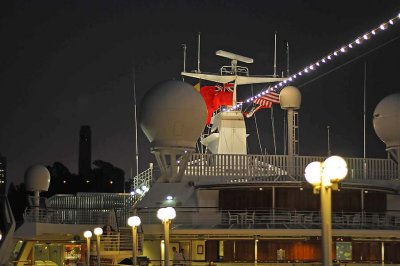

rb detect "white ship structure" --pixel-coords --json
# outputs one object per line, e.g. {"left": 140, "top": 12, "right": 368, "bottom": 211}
{"left": 1, "top": 49, "right": 400, "bottom": 266}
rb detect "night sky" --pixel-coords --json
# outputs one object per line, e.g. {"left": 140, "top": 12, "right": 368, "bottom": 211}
{"left": 1, "top": 0, "right": 399, "bottom": 187}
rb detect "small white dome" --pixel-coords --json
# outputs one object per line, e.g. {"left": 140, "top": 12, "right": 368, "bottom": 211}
{"left": 280, "top": 86, "right": 301, "bottom": 110}
{"left": 24, "top": 164, "right": 51, "bottom": 192}
{"left": 373, "top": 93, "right": 400, "bottom": 149}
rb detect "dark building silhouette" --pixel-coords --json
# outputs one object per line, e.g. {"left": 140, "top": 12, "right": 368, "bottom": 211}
{"left": 0, "top": 153, "right": 6, "bottom": 195}
{"left": 78, "top": 125, "right": 92, "bottom": 178}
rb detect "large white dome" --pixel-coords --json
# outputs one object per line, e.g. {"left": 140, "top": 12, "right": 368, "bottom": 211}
{"left": 140, "top": 80, "right": 207, "bottom": 150}
{"left": 373, "top": 93, "right": 400, "bottom": 149}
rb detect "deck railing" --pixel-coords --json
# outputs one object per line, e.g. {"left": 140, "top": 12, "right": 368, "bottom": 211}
{"left": 185, "top": 154, "right": 399, "bottom": 181}
{"left": 23, "top": 205, "right": 400, "bottom": 231}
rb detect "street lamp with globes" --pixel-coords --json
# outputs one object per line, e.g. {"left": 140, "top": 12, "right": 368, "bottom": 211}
{"left": 83, "top": 230, "right": 92, "bottom": 266}
{"left": 157, "top": 207, "right": 176, "bottom": 266}
{"left": 93, "top": 227, "right": 103, "bottom": 266}
{"left": 128, "top": 215, "right": 142, "bottom": 266}
{"left": 305, "top": 155, "right": 348, "bottom": 266}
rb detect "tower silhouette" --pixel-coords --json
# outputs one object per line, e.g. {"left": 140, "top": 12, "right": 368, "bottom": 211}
{"left": 78, "top": 125, "right": 91, "bottom": 178}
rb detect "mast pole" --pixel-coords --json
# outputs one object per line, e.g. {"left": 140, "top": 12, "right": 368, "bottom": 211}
{"left": 182, "top": 44, "right": 187, "bottom": 81}
{"left": 133, "top": 68, "right": 139, "bottom": 178}
{"left": 363, "top": 61, "right": 367, "bottom": 159}
{"left": 273, "top": 31, "right": 277, "bottom": 77}
{"left": 285, "top": 40, "right": 290, "bottom": 77}
{"left": 327, "top": 125, "right": 331, "bottom": 156}
{"left": 197, "top": 32, "right": 201, "bottom": 73}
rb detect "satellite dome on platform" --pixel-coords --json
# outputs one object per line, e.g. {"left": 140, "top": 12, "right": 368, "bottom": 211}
{"left": 140, "top": 80, "right": 207, "bottom": 150}
{"left": 279, "top": 86, "right": 301, "bottom": 110}
{"left": 373, "top": 93, "right": 400, "bottom": 149}
{"left": 24, "top": 164, "right": 51, "bottom": 192}
{"left": 140, "top": 80, "right": 207, "bottom": 182}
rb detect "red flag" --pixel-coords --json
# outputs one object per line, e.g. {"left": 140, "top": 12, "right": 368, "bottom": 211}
{"left": 200, "top": 84, "right": 233, "bottom": 124}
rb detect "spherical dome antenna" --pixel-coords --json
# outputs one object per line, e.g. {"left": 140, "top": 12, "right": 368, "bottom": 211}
{"left": 140, "top": 80, "right": 207, "bottom": 182}
{"left": 373, "top": 93, "right": 400, "bottom": 149}
{"left": 279, "top": 86, "right": 301, "bottom": 110}
{"left": 140, "top": 80, "right": 207, "bottom": 150}
{"left": 24, "top": 164, "right": 51, "bottom": 192}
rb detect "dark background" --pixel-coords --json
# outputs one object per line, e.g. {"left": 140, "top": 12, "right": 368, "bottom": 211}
{"left": 1, "top": 0, "right": 399, "bottom": 187}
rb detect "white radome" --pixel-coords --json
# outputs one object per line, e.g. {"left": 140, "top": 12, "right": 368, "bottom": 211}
{"left": 373, "top": 93, "right": 400, "bottom": 149}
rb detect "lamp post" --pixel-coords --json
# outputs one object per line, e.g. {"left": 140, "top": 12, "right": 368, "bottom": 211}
{"left": 84, "top": 230, "right": 92, "bottom": 266}
{"left": 157, "top": 207, "right": 176, "bottom": 266}
{"left": 93, "top": 227, "right": 103, "bottom": 266}
{"left": 305, "top": 155, "right": 348, "bottom": 266}
{"left": 128, "top": 216, "right": 142, "bottom": 266}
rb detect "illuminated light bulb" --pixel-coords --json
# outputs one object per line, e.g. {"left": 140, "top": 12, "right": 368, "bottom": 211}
{"left": 333, "top": 51, "right": 338, "bottom": 56}
{"left": 274, "top": 85, "right": 278, "bottom": 89}
{"left": 322, "top": 58, "right": 326, "bottom": 63}
{"left": 363, "top": 34, "right": 369, "bottom": 40}
{"left": 310, "top": 65, "right": 314, "bottom": 70}
{"left": 398, "top": 13, "right": 400, "bottom": 18}
{"left": 380, "top": 23, "right": 387, "bottom": 30}
{"left": 340, "top": 47, "right": 346, "bottom": 53}
{"left": 304, "top": 68, "right": 309, "bottom": 73}
{"left": 246, "top": 99, "right": 250, "bottom": 103}
{"left": 316, "top": 62, "right": 320, "bottom": 66}
{"left": 356, "top": 38, "right": 361, "bottom": 44}
{"left": 293, "top": 75, "right": 297, "bottom": 78}
{"left": 371, "top": 30, "right": 376, "bottom": 35}
{"left": 298, "top": 71, "right": 302, "bottom": 76}
{"left": 327, "top": 55, "right": 332, "bottom": 60}
{"left": 283, "top": 80, "right": 287, "bottom": 83}
{"left": 288, "top": 77, "right": 292, "bottom": 81}
{"left": 389, "top": 19, "right": 394, "bottom": 25}
{"left": 348, "top": 43, "right": 353, "bottom": 48}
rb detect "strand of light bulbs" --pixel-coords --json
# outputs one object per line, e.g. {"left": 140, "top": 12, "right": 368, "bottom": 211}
{"left": 226, "top": 12, "right": 400, "bottom": 112}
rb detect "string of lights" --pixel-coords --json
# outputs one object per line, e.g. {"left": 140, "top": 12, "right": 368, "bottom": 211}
{"left": 226, "top": 12, "right": 400, "bottom": 112}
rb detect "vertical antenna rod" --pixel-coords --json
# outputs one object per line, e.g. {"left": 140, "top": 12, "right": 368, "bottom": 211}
{"left": 182, "top": 44, "right": 187, "bottom": 81}
{"left": 327, "top": 125, "right": 331, "bottom": 156}
{"left": 197, "top": 32, "right": 201, "bottom": 73}
{"left": 133, "top": 68, "right": 139, "bottom": 178}
{"left": 285, "top": 40, "right": 290, "bottom": 77}
{"left": 273, "top": 31, "right": 277, "bottom": 77}
{"left": 363, "top": 61, "right": 367, "bottom": 159}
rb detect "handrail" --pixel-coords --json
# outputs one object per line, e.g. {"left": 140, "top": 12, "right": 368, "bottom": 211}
{"left": 23, "top": 205, "right": 400, "bottom": 230}
{"left": 185, "top": 154, "right": 398, "bottom": 181}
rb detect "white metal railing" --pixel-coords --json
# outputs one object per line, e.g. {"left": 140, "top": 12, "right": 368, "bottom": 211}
{"left": 185, "top": 154, "right": 398, "bottom": 181}
{"left": 136, "top": 207, "right": 400, "bottom": 230}
{"left": 22, "top": 205, "right": 400, "bottom": 231}
{"left": 23, "top": 207, "right": 117, "bottom": 225}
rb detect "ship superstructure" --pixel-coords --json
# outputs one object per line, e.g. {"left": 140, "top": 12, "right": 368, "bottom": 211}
{"left": 1, "top": 51, "right": 400, "bottom": 266}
